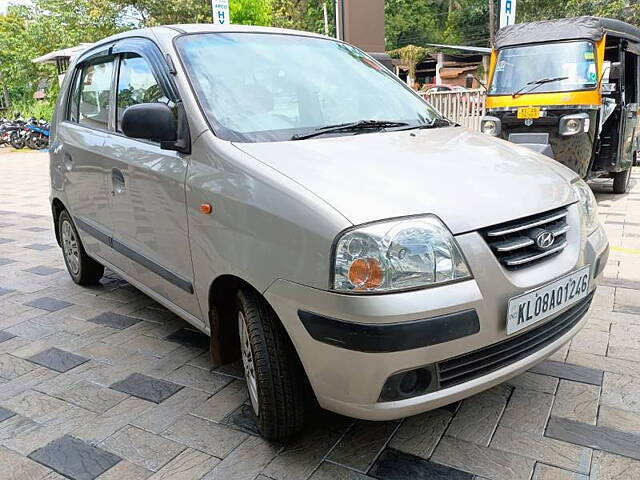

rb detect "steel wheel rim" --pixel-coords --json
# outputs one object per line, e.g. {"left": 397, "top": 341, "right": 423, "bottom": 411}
{"left": 61, "top": 220, "right": 80, "bottom": 275}
{"left": 239, "top": 311, "right": 259, "bottom": 416}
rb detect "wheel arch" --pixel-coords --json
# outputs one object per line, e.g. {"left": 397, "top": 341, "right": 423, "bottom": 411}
{"left": 51, "top": 197, "right": 67, "bottom": 247}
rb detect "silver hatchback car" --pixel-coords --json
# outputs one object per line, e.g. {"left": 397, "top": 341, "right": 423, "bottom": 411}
{"left": 50, "top": 25, "right": 609, "bottom": 440}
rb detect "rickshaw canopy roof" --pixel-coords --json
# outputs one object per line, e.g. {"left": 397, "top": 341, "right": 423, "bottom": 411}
{"left": 495, "top": 16, "right": 640, "bottom": 49}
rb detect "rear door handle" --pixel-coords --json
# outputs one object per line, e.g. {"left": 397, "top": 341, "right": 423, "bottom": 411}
{"left": 111, "top": 168, "right": 125, "bottom": 195}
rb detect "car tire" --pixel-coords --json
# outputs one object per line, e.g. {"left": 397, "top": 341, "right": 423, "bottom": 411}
{"left": 58, "top": 210, "right": 104, "bottom": 285}
{"left": 236, "top": 289, "right": 305, "bottom": 440}
{"left": 613, "top": 168, "right": 631, "bottom": 194}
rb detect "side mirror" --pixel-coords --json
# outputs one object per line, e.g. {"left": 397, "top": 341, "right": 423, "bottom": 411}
{"left": 121, "top": 103, "right": 177, "bottom": 143}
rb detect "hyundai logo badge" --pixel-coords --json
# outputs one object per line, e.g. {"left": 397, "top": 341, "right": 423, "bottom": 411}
{"left": 535, "top": 231, "right": 555, "bottom": 250}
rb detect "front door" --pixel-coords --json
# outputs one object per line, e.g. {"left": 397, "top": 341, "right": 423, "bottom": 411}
{"left": 105, "top": 51, "right": 201, "bottom": 321}
{"left": 619, "top": 51, "right": 639, "bottom": 170}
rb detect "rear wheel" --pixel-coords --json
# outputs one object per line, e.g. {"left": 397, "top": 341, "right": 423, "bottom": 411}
{"left": 613, "top": 167, "right": 631, "bottom": 194}
{"left": 236, "top": 289, "right": 305, "bottom": 440}
{"left": 9, "top": 131, "right": 24, "bottom": 149}
{"left": 58, "top": 210, "right": 104, "bottom": 285}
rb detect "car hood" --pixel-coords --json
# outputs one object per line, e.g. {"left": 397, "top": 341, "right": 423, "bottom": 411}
{"left": 234, "top": 127, "right": 578, "bottom": 234}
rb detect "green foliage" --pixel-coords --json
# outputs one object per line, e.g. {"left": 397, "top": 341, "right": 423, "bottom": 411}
{"left": 388, "top": 44, "right": 429, "bottom": 80}
{"left": 272, "top": 0, "right": 335, "bottom": 35}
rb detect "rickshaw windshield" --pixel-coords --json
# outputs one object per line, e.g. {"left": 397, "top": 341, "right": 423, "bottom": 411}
{"left": 490, "top": 41, "right": 598, "bottom": 96}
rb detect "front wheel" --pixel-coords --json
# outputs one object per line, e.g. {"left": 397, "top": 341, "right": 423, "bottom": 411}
{"left": 9, "top": 131, "right": 24, "bottom": 149}
{"left": 236, "top": 289, "right": 305, "bottom": 440}
{"left": 613, "top": 167, "right": 631, "bottom": 194}
{"left": 58, "top": 210, "right": 104, "bottom": 285}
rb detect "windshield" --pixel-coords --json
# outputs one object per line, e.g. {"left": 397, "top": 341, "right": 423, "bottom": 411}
{"left": 490, "top": 41, "right": 598, "bottom": 96}
{"left": 176, "top": 33, "right": 439, "bottom": 142}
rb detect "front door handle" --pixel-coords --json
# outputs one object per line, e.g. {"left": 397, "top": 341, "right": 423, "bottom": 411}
{"left": 111, "top": 168, "right": 125, "bottom": 195}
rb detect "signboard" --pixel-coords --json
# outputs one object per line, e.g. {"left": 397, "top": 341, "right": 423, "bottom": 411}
{"left": 212, "top": 0, "right": 231, "bottom": 25}
{"left": 499, "top": 0, "right": 516, "bottom": 28}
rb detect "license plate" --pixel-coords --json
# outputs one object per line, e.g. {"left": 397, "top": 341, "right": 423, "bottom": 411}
{"left": 507, "top": 266, "right": 590, "bottom": 335}
{"left": 517, "top": 106, "right": 541, "bottom": 119}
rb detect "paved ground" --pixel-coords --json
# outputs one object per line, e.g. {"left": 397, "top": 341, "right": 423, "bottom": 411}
{"left": 0, "top": 150, "right": 639, "bottom": 480}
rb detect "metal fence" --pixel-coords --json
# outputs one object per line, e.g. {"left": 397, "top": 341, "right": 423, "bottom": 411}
{"left": 419, "top": 88, "right": 487, "bottom": 131}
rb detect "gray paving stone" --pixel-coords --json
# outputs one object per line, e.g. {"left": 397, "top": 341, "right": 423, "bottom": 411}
{"left": 25, "top": 297, "right": 73, "bottom": 312}
{"left": 223, "top": 403, "right": 260, "bottom": 435}
{"left": 0, "top": 353, "right": 39, "bottom": 379}
{"left": 551, "top": 380, "right": 600, "bottom": 425}
{"left": 308, "top": 462, "right": 373, "bottom": 480}
{"left": 53, "top": 380, "right": 129, "bottom": 414}
{"left": 546, "top": 416, "right": 640, "bottom": 461}
{"left": 448, "top": 385, "right": 510, "bottom": 445}
{"left": 28, "top": 435, "right": 121, "bottom": 480}
{"left": 388, "top": 408, "right": 451, "bottom": 458}
{"left": 23, "top": 243, "right": 55, "bottom": 251}
{"left": 132, "top": 387, "right": 210, "bottom": 434}
{"left": 95, "top": 460, "right": 152, "bottom": 480}
{"left": 165, "top": 364, "right": 232, "bottom": 394}
{"left": 262, "top": 426, "right": 342, "bottom": 480}
{"left": 370, "top": 448, "right": 473, "bottom": 480}
{"left": 601, "top": 372, "right": 640, "bottom": 412}
{"left": 100, "top": 425, "right": 184, "bottom": 472}
{"left": 164, "top": 328, "right": 209, "bottom": 350}
{"left": 24, "top": 266, "right": 64, "bottom": 276}
{"left": 590, "top": 450, "right": 640, "bottom": 479}
{"left": 0, "top": 238, "right": 14, "bottom": 244}
{"left": 150, "top": 448, "right": 219, "bottom": 480}
{"left": 27, "top": 347, "right": 89, "bottom": 373}
{"left": 327, "top": 420, "right": 399, "bottom": 472}
{"left": 23, "top": 227, "right": 49, "bottom": 232}
{"left": 203, "top": 435, "right": 278, "bottom": 480}
{"left": 0, "top": 257, "right": 16, "bottom": 266}
{"left": 529, "top": 360, "right": 604, "bottom": 385}
{"left": 0, "top": 406, "right": 15, "bottom": 422}
{"left": 87, "top": 312, "right": 141, "bottom": 330}
{"left": 0, "top": 286, "right": 14, "bottom": 296}
{"left": 490, "top": 426, "right": 592, "bottom": 474}
{"left": 0, "top": 444, "right": 51, "bottom": 480}
{"left": 499, "top": 388, "right": 553, "bottom": 434}
{"left": 161, "top": 414, "right": 247, "bottom": 459}
{"left": 506, "top": 372, "right": 559, "bottom": 394}
{"left": 110, "top": 373, "right": 183, "bottom": 404}
{"left": 190, "top": 380, "right": 248, "bottom": 423}
{"left": 0, "top": 331, "right": 16, "bottom": 343}
{"left": 431, "top": 436, "right": 535, "bottom": 480}
{"left": 598, "top": 405, "right": 640, "bottom": 435}
{"left": 531, "top": 463, "right": 588, "bottom": 480}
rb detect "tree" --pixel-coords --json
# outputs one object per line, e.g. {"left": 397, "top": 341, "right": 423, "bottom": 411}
{"left": 389, "top": 44, "right": 428, "bottom": 84}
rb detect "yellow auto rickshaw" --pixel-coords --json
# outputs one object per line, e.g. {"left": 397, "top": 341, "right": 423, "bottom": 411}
{"left": 481, "top": 16, "right": 639, "bottom": 193}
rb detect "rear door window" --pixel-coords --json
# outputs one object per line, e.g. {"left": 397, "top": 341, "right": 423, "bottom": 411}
{"left": 78, "top": 59, "right": 114, "bottom": 130}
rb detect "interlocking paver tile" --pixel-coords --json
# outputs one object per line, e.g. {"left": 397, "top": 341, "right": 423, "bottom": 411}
{"left": 590, "top": 450, "right": 640, "bottom": 479}
{"left": 27, "top": 347, "right": 90, "bottom": 373}
{"left": 551, "top": 380, "right": 600, "bottom": 424}
{"left": 0, "top": 257, "right": 16, "bottom": 266}
{"left": 25, "top": 297, "right": 73, "bottom": 312}
{"left": 87, "top": 312, "right": 141, "bottom": 330}
{"left": 150, "top": 448, "right": 219, "bottom": 480}
{"left": 132, "top": 387, "right": 209, "bottom": 434}
{"left": 23, "top": 227, "right": 49, "bottom": 232}
{"left": 0, "top": 406, "right": 16, "bottom": 422}
{"left": 327, "top": 419, "right": 399, "bottom": 472}
{"left": 388, "top": 408, "right": 451, "bottom": 458}
{"left": 529, "top": 360, "right": 604, "bottom": 385}
{"left": 0, "top": 331, "right": 16, "bottom": 343}
{"left": 94, "top": 460, "right": 152, "bottom": 480}
{"left": 29, "top": 435, "right": 121, "bottom": 480}
{"left": 531, "top": 463, "right": 588, "bottom": 480}
{"left": 165, "top": 364, "right": 232, "bottom": 394}
{"left": 191, "top": 380, "right": 248, "bottom": 423}
{"left": 100, "top": 425, "right": 184, "bottom": 472}
{"left": 431, "top": 436, "right": 535, "bottom": 480}
{"left": 53, "top": 380, "right": 129, "bottom": 414}
{"left": 24, "top": 266, "right": 64, "bottom": 276}
{"left": 0, "top": 353, "right": 39, "bottom": 379}
{"left": 0, "top": 445, "right": 51, "bottom": 480}
{"left": 370, "top": 448, "right": 473, "bottom": 480}
{"left": 162, "top": 414, "right": 247, "bottom": 458}
{"left": 0, "top": 286, "right": 14, "bottom": 296}
{"left": 499, "top": 388, "right": 553, "bottom": 434}
{"left": 601, "top": 372, "right": 640, "bottom": 412}
{"left": 506, "top": 371, "right": 559, "bottom": 394}
{"left": 223, "top": 403, "right": 260, "bottom": 435}
{"left": 164, "top": 328, "right": 209, "bottom": 350}
{"left": 598, "top": 405, "right": 640, "bottom": 435}
{"left": 23, "top": 243, "right": 55, "bottom": 251}
{"left": 0, "top": 238, "right": 14, "bottom": 244}
{"left": 110, "top": 373, "right": 183, "bottom": 404}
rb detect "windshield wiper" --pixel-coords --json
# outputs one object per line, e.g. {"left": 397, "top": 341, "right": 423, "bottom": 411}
{"left": 397, "top": 118, "right": 455, "bottom": 131}
{"left": 512, "top": 76, "right": 569, "bottom": 98}
{"left": 291, "top": 120, "right": 409, "bottom": 140}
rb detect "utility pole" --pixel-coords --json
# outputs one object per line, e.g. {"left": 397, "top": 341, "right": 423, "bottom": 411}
{"left": 323, "top": 2, "right": 329, "bottom": 36}
{"left": 489, "top": 0, "right": 495, "bottom": 47}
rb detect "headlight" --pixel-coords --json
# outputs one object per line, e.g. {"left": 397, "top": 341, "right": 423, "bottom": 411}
{"left": 481, "top": 116, "right": 501, "bottom": 136}
{"left": 571, "top": 178, "right": 599, "bottom": 233}
{"left": 332, "top": 216, "right": 471, "bottom": 293}
{"left": 559, "top": 113, "right": 590, "bottom": 136}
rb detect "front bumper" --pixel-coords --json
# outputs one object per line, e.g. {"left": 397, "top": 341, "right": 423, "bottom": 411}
{"left": 264, "top": 218, "right": 609, "bottom": 420}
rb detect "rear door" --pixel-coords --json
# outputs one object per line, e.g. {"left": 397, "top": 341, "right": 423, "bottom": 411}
{"left": 55, "top": 56, "right": 119, "bottom": 264}
{"left": 103, "top": 40, "right": 201, "bottom": 321}
{"left": 619, "top": 51, "right": 638, "bottom": 170}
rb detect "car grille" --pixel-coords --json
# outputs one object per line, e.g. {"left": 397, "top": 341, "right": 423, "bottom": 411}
{"left": 437, "top": 292, "right": 592, "bottom": 389}
{"left": 482, "top": 206, "right": 570, "bottom": 270}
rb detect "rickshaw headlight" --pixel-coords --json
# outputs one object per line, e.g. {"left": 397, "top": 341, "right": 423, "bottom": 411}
{"left": 481, "top": 116, "right": 501, "bottom": 136}
{"left": 560, "top": 114, "right": 590, "bottom": 136}
{"left": 571, "top": 178, "right": 599, "bottom": 234}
